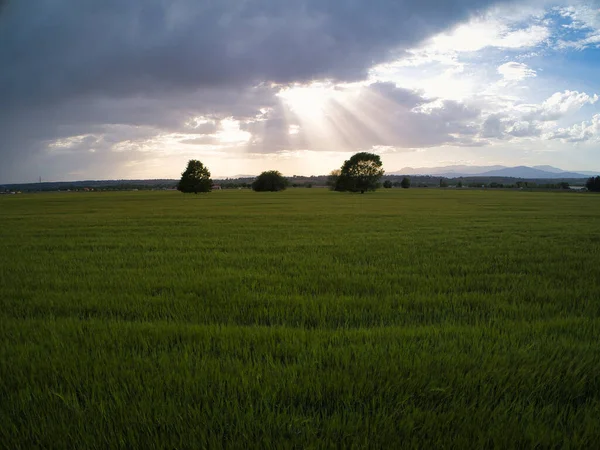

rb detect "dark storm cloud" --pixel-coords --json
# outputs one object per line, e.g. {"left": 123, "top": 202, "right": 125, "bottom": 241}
{"left": 0, "top": 0, "right": 515, "bottom": 182}
{"left": 1, "top": 0, "right": 515, "bottom": 109}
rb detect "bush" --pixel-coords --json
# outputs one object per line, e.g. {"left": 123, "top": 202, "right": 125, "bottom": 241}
{"left": 252, "top": 171, "right": 288, "bottom": 192}
{"left": 383, "top": 180, "right": 393, "bottom": 189}
{"left": 400, "top": 177, "right": 411, "bottom": 189}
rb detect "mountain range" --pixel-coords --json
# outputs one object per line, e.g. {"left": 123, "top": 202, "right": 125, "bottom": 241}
{"left": 390, "top": 165, "right": 600, "bottom": 179}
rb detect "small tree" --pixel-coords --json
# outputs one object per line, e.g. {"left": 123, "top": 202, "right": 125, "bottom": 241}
{"left": 252, "top": 170, "right": 288, "bottom": 192}
{"left": 586, "top": 176, "right": 600, "bottom": 192}
{"left": 383, "top": 180, "right": 393, "bottom": 189}
{"left": 177, "top": 160, "right": 212, "bottom": 193}
{"left": 334, "top": 152, "right": 384, "bottom": 193}
{"left": 400, "top": 177, "right": 411, "bottom": 189}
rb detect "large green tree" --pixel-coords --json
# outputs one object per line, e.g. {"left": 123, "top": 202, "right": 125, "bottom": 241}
{"left": 252, "top": 170, "right": 288, "bottom": 192}
{"left": 334, "top": 152, "right": 384, "bottom": 193}
{"left": 177, "top": 160, "right": 212, "bottom": 193}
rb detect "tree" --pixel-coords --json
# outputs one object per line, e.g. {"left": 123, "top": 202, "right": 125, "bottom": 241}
{"left": 586, "top": 176, "right": 600, "bottom": 192}
{"left": 252, "top": 170, "right": 288, "bottom": 192}
{"left": 334, "top": 152, "right": 384, "bottom": 193}
{"left": 383, "top": 180, "right": 393, "bottom": 189}
{"left": 177, "top": 160, "right": 212, "bottom": 193}
{"left": 400, "top": 177, "right": 411, "bottom": 189}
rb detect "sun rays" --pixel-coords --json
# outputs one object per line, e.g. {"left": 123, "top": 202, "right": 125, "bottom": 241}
{"left": 272, "top": 81, "right": 400, "bottom": 155}
{"left": 167, "top": 81, "right": 421, "bottom": 177}
{"left": 277, "top": 83, "right": 336, "bottom": 120}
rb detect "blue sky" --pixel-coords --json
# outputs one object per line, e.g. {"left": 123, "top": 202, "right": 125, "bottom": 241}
{"left": 1, "top": 0, "right": 599, "bottom": 182}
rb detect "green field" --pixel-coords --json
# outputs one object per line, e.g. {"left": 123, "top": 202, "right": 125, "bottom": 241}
{"left": 1, "top": 189, "right": 599, "bottom": 448}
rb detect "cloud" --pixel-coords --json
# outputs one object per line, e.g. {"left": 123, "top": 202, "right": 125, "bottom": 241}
{"left": 480, "top": 114, "right": 508, "bottom": 138}
{"left": 427, "top": 21, "right": 550, "bottom": 53}
{"left": 548, "top": 114, "right": 600, "bottom": 142}
{"left": 479, "top": 115, "right": 544, "bottom": 141}
{"left": 477, "top": 89, "right": 599, "bottom": 142}
{"left": 506, "top": 120, "right": 542, "bottom": 137}
{"left": 497, "top": 62, "right": 537, "bottom": 82}
{"left": 523, "top": 90, "right": 599, "bottom": 121}
{"left": 178, "top": 136, "right": 221, "bottom": 146}
{"left": 367, "top": 5, "right": 554, "bottom": 103}
{"left": 395, "top": 8, "right": 551, "bottom": 68}
{"left": 555, "top": 5, "right": 600, "bottom": 50}
{"left": 2, "top": 0, "right": 528, "bottom": 182}
{"left": 241, "top": 82, "right": 484, "bottom": 153}
{"left": 0, "top": 82, "right": 285, "bottom": 181}
{"left": 4, "top": 0, "right": 600, "bottom": 181}
{"left": 1, "top": 78, "right": 487, "bottom": 181}
{"left": 0, "top": 0, "right": 520, "bottom": 111}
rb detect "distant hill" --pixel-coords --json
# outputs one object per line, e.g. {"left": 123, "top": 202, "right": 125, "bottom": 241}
{"left": 532, "top": 165, "right": 565, "bottom": 174}
{"left": 392, "top": 165, "right": 598, "bottom": 179}
{"left": 479, "top": 166, "right": 589, "bottom": 179}
{"left": 392, "top": 165, "right": 506, "bottom": 176}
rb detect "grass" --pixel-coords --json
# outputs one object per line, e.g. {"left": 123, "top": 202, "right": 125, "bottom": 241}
{"left": 1, "top": 188, "right": 599, "bottom": 448}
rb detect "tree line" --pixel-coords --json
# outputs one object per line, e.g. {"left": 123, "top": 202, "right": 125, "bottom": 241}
{"left": 177, "top": 152, "right": 388, "bottom": 193}
{"left": 177, "top": 156, "right": 600, "bottom": 194}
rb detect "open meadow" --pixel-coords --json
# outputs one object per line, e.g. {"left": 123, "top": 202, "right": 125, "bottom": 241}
{"left": 1, "top": 188, "right": 599, "bottom": 448}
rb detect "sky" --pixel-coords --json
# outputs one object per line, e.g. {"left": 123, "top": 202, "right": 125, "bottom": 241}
{"left": 1, "top": 0, "right": 600, "bottom": 183}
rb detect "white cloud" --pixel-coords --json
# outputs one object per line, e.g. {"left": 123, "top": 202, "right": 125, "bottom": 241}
{"left": 477, "top": 88, "right": 600, "bottom": 142}
{"left": 368, "top": 7, "right": 551, "bottom": 102}
{"left": 555, "top": 5, "right": 600, "bottom": 50}
{"left": 556, "top": 5, "right": 600, "bottom": 31}
{"left": 424, "top": 17, "right": 550, "bottom": 54}
{"left": 524, "top": 90, "right": 599, "bottom": 121}
{"left": 215, "top": 119, "right": 252, "bottom": 144}
{"left": 371, "top": 15, "right": 549, "bottom": 82}
{"left": 48, "top": 134, "right": 98, "bottom": 150}
{"left": 506, "top": 120, "right": 542, "bottom": 137}
{"left": 548, "top": 114, "right": 600, "bottom": 142}
{"left": 497, "top": 62, "right": 537, "bottom": 81}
